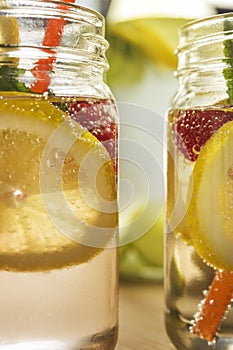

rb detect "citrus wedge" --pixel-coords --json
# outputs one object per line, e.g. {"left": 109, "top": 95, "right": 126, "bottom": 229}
{"left": 188, "top": 119, "right": 233, "bottom": 270}
{"left": 0, "top": 95, "right": 117, "bottom": 272}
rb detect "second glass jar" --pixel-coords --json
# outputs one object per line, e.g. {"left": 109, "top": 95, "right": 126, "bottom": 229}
{"left": 165, "top": 13, "right": 233, "bottom": 350}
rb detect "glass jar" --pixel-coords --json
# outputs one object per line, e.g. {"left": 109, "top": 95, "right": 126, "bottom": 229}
{"left": 165, "top": 13, "right": 233, "bottom": 350}
{"left": 0, "top": 1, "right": 118, "bottom": 349}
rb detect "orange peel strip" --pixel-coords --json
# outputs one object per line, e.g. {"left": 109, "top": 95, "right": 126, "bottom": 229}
{"left": 31, "top": 0, "right": 75, "bottom": 93}
{"left": 192, "top": 270, "right": 233, "bottom": 342}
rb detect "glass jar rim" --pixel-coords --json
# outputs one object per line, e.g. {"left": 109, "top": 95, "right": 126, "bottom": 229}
{"left": 179, "top": 11, "right": 233, "bottom": 44}
{"left": 180, "top": 11, "right": 233, "bottom": 30}
{"left": 0, "top": 0, "right": 109, "bottom": 71}
{"left": 175, "top": 11, "right": 233, "bottom": 82}
{"left": 0, "top": 0, "right": 105, "bottom": 33}
{"left": 176, "top": 11, "right": 233, "bottom": 62}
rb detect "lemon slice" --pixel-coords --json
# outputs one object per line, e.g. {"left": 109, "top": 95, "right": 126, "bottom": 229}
{"left": 0, "top": 95, "right": 117, "bottom": 272}
{"left": 107, "top": 17, "right": 192, "bottom": 69}
{"left": 0, "top": 16, "right": 19, "bottom": 45}
{"left": 0, "top": 5, "right": 19, "bottom": 65}
{"left": 188, "top": 120, "right": 233, "bottom": 270}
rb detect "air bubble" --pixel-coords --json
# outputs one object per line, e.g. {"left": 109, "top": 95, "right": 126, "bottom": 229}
{"left": 55, "top": 149, "right": 66, "bottom": 161}
{"left": 47, "top": 149, "right": 66, "bottom": 168}
{"left": 203, "top": 289, "right": 208, "bottom": 296}
{"left": 192, "top": 144, "right": 200, "bottom": 155}
{"left": 47, "top": 152, "right": 57, "bottom": 168}
{"left": 228, "top": 164, "right": 233, "bottom": 180}
{"left": 184, "top": 136, "right": 190, "bottom": 144}
{"left": 207, "top": 339, "right": 217, "bottom": 346}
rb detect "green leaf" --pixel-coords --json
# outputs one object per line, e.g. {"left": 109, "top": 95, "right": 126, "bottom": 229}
{"left": 0, "top": 66, "right": 31, "bottom": 92}
{"left": 106, "top": 30, "right": 145, "bottom": 88}
{"left": 223, "top": 19, "right": 233, "bottom": 105}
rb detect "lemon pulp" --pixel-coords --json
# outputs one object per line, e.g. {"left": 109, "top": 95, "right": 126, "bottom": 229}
{"left": 188, "top": 119, "right": 233, "bottom": 270}
{"left": 0, "top": 95, "right": 117, "bottom": 272}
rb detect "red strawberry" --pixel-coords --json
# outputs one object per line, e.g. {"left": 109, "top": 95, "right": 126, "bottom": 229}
{"left": 68, "top": 99, "right": 118, "bottom": 170}
{"left": 174, "top": 108, "right": 233, "bottom": 161}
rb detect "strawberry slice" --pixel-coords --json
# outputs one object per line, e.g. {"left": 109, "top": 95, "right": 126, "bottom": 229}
{"left": 68, "top": 100, "right": 118, "bottom": 169}
{"left": 173, "top": 108, "right": 233, "bottom": 161}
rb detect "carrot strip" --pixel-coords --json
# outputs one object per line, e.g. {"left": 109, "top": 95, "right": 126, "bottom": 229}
{"left": 191, "top": 270, "right": 233, "bottom": 342}
{"left": 31, "top": 0, "right": 75, "bottom": 93}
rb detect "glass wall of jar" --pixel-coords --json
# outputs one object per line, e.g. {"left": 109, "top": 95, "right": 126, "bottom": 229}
{"left": 165, "top": 13, "right": 233, "bottom": 350}
{"left": 0, "top": 1, "right": 118, "bottom": 349}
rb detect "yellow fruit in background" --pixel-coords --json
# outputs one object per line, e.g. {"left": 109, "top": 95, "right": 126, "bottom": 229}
{"left": 107, "top": 17, "right": 192, "bottom": 69}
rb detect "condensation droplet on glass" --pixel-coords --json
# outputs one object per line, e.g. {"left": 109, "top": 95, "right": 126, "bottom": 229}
{"left": 47, "top": 151, "right": 57, "bottom": 168}
{"left": 55, "top": 149, "right": 66, "bottom": 161}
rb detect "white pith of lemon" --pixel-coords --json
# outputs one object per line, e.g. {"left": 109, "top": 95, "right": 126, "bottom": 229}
{"left": 188, "top": 120, "right": 233, "bottom": 270}
{"left": 0, "top": 95, "right": 117, "bottom": 272}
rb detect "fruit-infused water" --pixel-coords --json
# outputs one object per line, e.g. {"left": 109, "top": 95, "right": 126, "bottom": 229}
{"left": 166, "top": 105, "right": 233, "bottom": 350}
{"left": 163, "top": 10, "right": 233, "bottom": 350}
{"left": 0, "top": 94, "right": 118, "bottom": 349}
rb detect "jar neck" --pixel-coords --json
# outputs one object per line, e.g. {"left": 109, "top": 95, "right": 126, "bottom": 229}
{"left": 0, "top": 0, "right": 109, "bottom": 95}
{"left": 175, "top": 13, "right": 233, "bottom": 107}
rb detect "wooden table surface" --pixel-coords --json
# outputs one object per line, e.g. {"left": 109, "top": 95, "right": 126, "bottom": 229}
{"left": 115, "top": 282, "right": 175, "bottom": 350}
